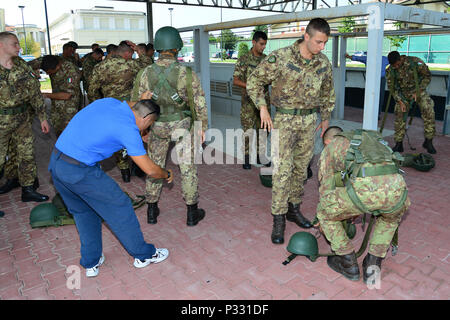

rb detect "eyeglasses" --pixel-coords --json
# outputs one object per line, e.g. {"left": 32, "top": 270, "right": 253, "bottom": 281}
{"left": 143, "top": 111, "right": 157, "bottom": 119}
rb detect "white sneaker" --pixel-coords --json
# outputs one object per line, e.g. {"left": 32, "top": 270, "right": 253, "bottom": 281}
{"left": 133, "top": 248, "right": 169, "bottom": 268}
{"left": 85, "top": 253, "right": 105, "bottom": 278}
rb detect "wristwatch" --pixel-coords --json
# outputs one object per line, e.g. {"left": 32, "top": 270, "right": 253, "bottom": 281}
{"left": 166, "top": 170, "right": 171, "bottom": 179}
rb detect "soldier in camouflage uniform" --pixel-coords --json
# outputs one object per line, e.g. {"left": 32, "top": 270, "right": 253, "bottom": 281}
{"left": 315, "top": 126, "right": 410, "bottom": 282}
{"left": 88, "top": 42, "right": 141, "bottom": 182}
{"left": 233, "top": 31, "right": 270, "bottom": 169}
{"left": 135, "top": 43, "right": 154, "bottom": 70}
{"left": 386, "top": 51, "right": 436, "bottom": 154}
{"left": 131, "top": 26, "right": 208, "bottom": 227}
{"left": 0, "top": 32, "right": 50, "bottom": 203}
{"left": 40, "top": 55, "right": 81, "bottom": 137}
{"left": 247, "top": 18, "right": 335, "bottom": 244}
{"left": 81, "top": 47, "right": 104, "bottom": 95}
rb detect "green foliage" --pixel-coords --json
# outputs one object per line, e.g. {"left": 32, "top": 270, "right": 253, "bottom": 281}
{"left": 220, "top": 29, "right": 239, "bottom": 51}
{"left": 19, "top": 34, "right": 37, "bottom": 56}
{"left": 387, "top": 22, "right": 407, "bottom": 50}
{"left": 338, "top": 17, "right": 356, "bottom": 33}
{"left": 237, "top": 42, "right": 249, "bottom": 59}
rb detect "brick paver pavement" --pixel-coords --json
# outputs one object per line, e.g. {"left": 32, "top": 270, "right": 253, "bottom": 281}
{"left": 0, "top": 107, "right": 448, "bottom": 300}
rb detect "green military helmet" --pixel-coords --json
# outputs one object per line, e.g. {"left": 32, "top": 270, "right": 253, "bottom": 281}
{"left": 412, "top": 153, "right": 435, "bottom": 172}
{"left": 259, "top": 173, "right": 272, "bottom": 188}
{"left": 286, "top": 232, "right": 319, "bottom": 262}
{"left": 154, "top": 26, "right": 183, "bottom": 51}
{"left": 30, "top": 203, "right": 75, "bottom": 228}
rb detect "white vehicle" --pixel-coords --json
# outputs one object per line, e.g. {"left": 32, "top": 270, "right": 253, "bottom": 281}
{"left": 183, "top": 52, "right": 194, "bottom": 62}
{"left": 231, "top": 51, "right": 238, "bottom": 59}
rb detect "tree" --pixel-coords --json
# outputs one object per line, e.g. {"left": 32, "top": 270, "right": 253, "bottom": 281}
{"left": 338, "top": 17, "right": 356, "bottom": 33}
{"left": 387, "top": 22, "right": 407, "bottom": 50}
{"left": 220, "top": 29, "right": 239, "bottom": 51}
{"left": 237, "top": 42, "right": 249, "bottom": 59}
{"left": 19, "top": 34, "right": 38, "bottom": 56}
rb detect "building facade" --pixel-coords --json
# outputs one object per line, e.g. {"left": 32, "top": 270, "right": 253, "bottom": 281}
{"left": 46, "top": 6, "right": 148, "bottom": 54}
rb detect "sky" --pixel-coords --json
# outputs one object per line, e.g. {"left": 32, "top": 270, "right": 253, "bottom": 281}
{"left": 3, "top": 0, "right": 282, "bottom": 36}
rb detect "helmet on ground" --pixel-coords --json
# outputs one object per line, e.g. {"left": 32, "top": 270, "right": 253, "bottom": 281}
{"left": 30, "top": 203, "right": 75, "bottom": 228}
{"left": 52, "top": 193, "right": 72, "bottom": 218}
{"left": 286, "top": 232, "right": 319, "bottom": 262}
{"left": 154, "top": 26, "right": 183, "bottom": 51}
{"left": 412, "top": 153, "right": 435, "bottom": 172}
{"left": 259, "top": 173, "right": 272, "bottom": 188}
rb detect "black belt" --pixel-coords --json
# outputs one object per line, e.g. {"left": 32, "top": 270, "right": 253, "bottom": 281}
{"left": 53, "top": 148, "right": 82, "bottom": 166}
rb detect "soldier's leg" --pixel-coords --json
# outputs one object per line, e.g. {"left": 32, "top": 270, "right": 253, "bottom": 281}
{"left": 289, "top": 113, "right": 317, "bottom": 205}
{"left": 417, "top": 92, "right": 436, "bottom": 140}
{"left": 368, "top": 196, "right": 410, "bottom": 258}
{"left": 145, "top": 126, "right": 171, "bottom": 204}
{"left": 393, "top": 102, "right": 407, "bottom": 142}
{"left": 316, "top": 188, "right": 362, "bottom": 255}
{"left": 240, "top": 101, "right": 255, "bottom": 167}
{"left": 176, "top": 131, "right": 199, "bottom": 206}
{"left": 14, "top": 118, "right": 37, "bottom": 187}
{"left": 3, "top": 140, "right": 18, "bottom": 180}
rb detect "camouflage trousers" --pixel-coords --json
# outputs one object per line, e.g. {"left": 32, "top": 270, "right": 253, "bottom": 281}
{"left": 240, "top": 100, "right": 269, "bottom": 157}
{"left": 317, "top": 182, "right": 410, "bottom": 258}
{"left": 0, "top": 112, "right": 37, "bottom": 186}
{"left": 271, "top": 112, "right": 317, "bottom": 215}
{"left": 114, "top": 150, "right": 130, "bottom": 170}
{"left": 394, "top": 90, "right": 435, "bottom": 142}
{"left": 50, "top": 99, "right": 79, "bottom": 137}
{"left": 145, "top": 117, "right": 199, "bottom": 205}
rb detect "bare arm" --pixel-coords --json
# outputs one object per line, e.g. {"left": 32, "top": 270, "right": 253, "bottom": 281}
{"left": 43, "top": 92, "right": 72, "bottom": 100}
{"left": 233, "top": 76, "right": 246, "bottom": 89}
{"left": 129, "top": 155, "right": 173, "bottom": 182}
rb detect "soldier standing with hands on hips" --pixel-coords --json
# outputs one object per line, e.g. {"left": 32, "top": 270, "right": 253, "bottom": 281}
{"left": 0, "top": 32, "right": 50, "bottom": 209}
{"left": 247, "top": 18, "right": 336, "bottom": 244}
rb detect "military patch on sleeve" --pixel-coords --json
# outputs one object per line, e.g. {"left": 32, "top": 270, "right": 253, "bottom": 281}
{"left": 316, "top": 67, "right": 327, "bottom": 75}
{"left": 29, "top": 71, "right": 36, "bottom": 78}
{"left": 268, "top": 55, "right": 276, "bottom": 63}
{"left": 67, "top": 77, "right": 73, "bottom": 83}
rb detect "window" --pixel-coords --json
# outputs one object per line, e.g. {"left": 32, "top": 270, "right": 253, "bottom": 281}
{"left": 84, "top": 17, "right": 94, "bottom": 29}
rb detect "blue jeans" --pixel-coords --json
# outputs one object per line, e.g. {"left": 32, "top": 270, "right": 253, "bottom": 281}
{"left": 48, "top": 150, "right": 156, "bottom": 269}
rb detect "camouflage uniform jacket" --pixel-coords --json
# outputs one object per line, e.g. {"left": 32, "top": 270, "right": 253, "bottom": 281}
{"left": 50, "top": 60, "right": 81, "bottom": 105}
{"left": 88, "top": 56, "right": 141, "bottom": 101}
{"left": 385, "top": 55, "right": 431, "bottom": 103}
{"left": 318, "top": 135, "right": 407, "bottom": 203}
{"left": 135, "top": 55, "right": 153, "bottom": 70}
{"left": 132, "top": 55, "right": 208, "bottom": 131}
{"left": 81, "top": 54, "right": 100, "bottom": 91}
{"left": 233, "top": 49, "right": 270, "bottom": 106}
{"left": 0, "top": 56, "right": 47, "bottom": 122}
{"left": 247, "top": 39, "right": 335, "bottom": 121}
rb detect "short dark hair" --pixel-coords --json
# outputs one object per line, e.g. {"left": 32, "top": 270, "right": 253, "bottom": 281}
{"left": 117, "top": 42, "right": 133, "bottom": 55}
{"left": 67, "top": 41, "right": 78, "bottom": 49}
{"left": 0, "top": 32, "right": 17, "bottom": 42}
{"left": 146, "top": 43, "right": 154, "bottom": 51}
{"left": 62, "top": 43, "right": 72, "bottom": 51}
{"left": 322, "top": 126, "right": 343, "bottom": 144}
{"left": 132, "top": 99, "right": 160, "bottom": 118}
{"left": 306, "top": 18, "right": 331, "bottom": 37}
{"left": 92, "top": 48, "right": 104, "bottom": 56}
{"left": 106, "top": 44, "right": 118, "bottom": 55}
{"left": 388, "top": 51, "right": 401, "bottom": 65}
{"left": 91, "top": 43, "right": 99, "bottom": 49}
{"left": 252, "top": 31, "right": 268, "bottom": 42}
{"left": 41, "top": 55, "right": 60, "bottom": 72}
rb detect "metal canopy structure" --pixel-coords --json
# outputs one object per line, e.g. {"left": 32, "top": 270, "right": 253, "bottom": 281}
{"left": 174, "top": 2, "right": 449, "bottom": 131}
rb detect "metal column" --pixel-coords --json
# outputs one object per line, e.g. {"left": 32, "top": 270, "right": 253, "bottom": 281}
{"left": 193, "top": 27, "right": 212, "bottom": 130}
{"left": 362, "top": 4, "right": 384, "bottom": 130}
{"left": 146, "top": 2, "right": 154, "bottom": 43}
{"left": 332, "top": 36, "right": 347, "bottom": 120}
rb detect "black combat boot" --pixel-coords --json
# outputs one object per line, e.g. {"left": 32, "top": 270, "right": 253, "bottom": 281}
{"left": 121, "top": 168, "right": 131, "bottom": 183}
{"left": 307, "top": 164, "right": 313, "bottom": 180}
{"left": 243, "top": 155, "right": 251, "bottom": 170}
{"left": 362, "top": 253, "right": 383, "bottom": 284}
{"left": 131, "top": 162, "right": 145, "bottom": 177}
{"left": 147, "top": 202, "right": 159, "bottom": 224}
{"left": 286, "top": 203, "right": 313, "bottom": 229}
{"left": 271, "top": 214, "right": 286, "bottom": 244}
{"left": 0, "top": 178, "right": 20, "bottom": 194}
{"left": 422, "top": 138, "right": 436, "bottom": 154}
{"left": 21, "top": 186, "right": 49, "bottom": 202}
{"left": 392, "top": 141, "right": 404, "bottom": 153}
{"left": 0, "top": 210, "right": 5, "bottom": 218}
{"left": 33, "top": 177, "right": 39, "bottom": 189}
{"left": 186, "top": 203, "right": 205, "bottom": 226}
{"left": 327, "top": 251, "right": 360, "bottom": 281}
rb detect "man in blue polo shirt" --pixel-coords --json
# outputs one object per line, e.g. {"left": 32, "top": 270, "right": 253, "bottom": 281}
{"left": 48, "top": 96, "right": 173, "bottom": 277}
{"left": 346, "top": 52, "right": 389, "bottom": 118}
